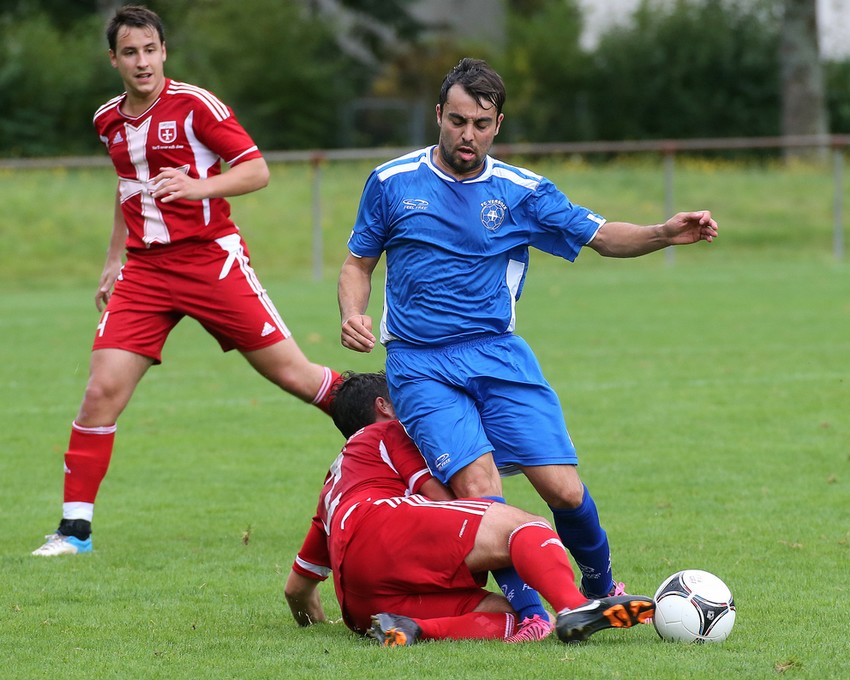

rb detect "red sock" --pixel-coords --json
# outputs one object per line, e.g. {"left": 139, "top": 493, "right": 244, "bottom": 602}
{"left": 509, "top": 521, "right": 588, "bottom": 611}
{"left": 63, "top": 421, "right": 116, "bottom": 504}
{"left": 416, "top": 611, "right": 517, "bottom": 640}
{"left": 312, "top": 367, "right": 342, "bottom": 415}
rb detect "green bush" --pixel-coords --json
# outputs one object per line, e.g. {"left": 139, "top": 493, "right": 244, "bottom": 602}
{"left": 587, "top": 0, "right": 783, "bottom": 140}
{"left": 0, "top": 13, "right": 115, "bottom": 156}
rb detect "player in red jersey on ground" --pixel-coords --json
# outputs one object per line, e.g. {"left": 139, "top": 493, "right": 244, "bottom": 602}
{"left": 32, "top": 5, "right": 341, "bottom": 557}
{"left": 284, "top": 372, "right": 655, "bottom": 645}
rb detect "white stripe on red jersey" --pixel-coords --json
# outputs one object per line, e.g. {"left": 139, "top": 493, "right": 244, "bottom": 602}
{"left": 167, "top": 80, "right": 230, "bottom": 121}
{"left": 317, "top": 420, "right": 434, "bottom": 533}
{"left": 373, "top": 494, "right": 491, "bottom": 516}
{"left": 93, "top": 78, "right": 263, "bottom": 249}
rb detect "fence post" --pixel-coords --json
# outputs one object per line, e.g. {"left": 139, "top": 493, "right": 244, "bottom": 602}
{"left": 663, "top": 145, "right": 675, "bottom": 264}
{"left": 833, "top": 144, "right": 845, "bottom": 261}
{"left": 311, "top": 154, "right": 324, "bottom": 281}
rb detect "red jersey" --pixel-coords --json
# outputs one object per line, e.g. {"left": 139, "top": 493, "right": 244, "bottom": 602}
{"left": 319, "top": 419, "right": 433, "bottom": 535}
{"left": 93, "top": 78, "right": 263, "bottom": 249}
{"left": 291, "top": 419, "right": 433, "bottom": 581}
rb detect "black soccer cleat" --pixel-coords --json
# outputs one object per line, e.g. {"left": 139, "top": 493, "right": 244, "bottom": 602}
{"left": 556, "top": 595, "right": 655, "bottom": 643}
{"left": 367, "top": 612, "right": 423, "bottom": 647}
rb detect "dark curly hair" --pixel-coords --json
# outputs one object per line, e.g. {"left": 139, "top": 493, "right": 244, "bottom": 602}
{"left": 330, "top": 371, "right": 391, "bottom": 439}
{"left": 439, "top": 57, "right": 506, "bottom": 117}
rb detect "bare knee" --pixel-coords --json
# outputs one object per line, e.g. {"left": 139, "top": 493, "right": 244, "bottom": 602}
{"left": 450, "top": 454, "right": 503, "bottom": 499}
{"left": 522, "top": 464, "right": 585, "bottom": 509}
{"left": 77, "top": 377, "right": 130, "bottom": 425}
{"left": 492, "top": 502, "right": 550, "bottom": 529}
{"left": 546, "top": 485, "right": 585, "bottom": 510}
{"left": 243, "top": 343, "right": 322, "bottom": 402}
{"left": 451, "top": 476, "right": 500, "bottom": 499}
{"left": 76, "top": 349, "right": 151, "bottom": 426}
{"left": 467, "top": 502, "right": 551, "bottom": 572}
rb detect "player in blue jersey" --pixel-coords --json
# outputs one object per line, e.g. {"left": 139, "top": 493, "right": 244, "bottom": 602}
{"left": 337, "top": 58, "right": 718, "bottom": 641}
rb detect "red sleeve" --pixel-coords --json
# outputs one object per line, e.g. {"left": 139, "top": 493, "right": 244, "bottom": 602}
{"left": 385, "top": 421, "right": 434, "bottom": 494}
{"left": 190, "top": 93, "right": 263, "bottom": 167}
{"left": 291, "top": 514, "right": 331, "bottom": 582}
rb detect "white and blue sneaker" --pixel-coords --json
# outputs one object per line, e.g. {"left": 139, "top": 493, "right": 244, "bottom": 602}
{"left": 32, "top": 533, "right": 93, "bottom": 556}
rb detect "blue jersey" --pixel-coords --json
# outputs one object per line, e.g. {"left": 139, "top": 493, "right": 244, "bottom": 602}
{"left": 348, "top": 146, "right": 606, "bottom": 346}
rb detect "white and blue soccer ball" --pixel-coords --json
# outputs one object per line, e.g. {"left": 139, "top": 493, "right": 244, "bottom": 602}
{"left": 653, "top": 569, "right": 736, "bottom": 643}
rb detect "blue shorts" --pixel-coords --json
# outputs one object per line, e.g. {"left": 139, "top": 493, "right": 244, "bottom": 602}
{"left": 385, "top": 334, "right": 578, "bottom": 484}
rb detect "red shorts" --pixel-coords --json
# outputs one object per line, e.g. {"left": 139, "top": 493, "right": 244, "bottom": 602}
{"left": 330, "top": 495, "right": 494, "bottom": 633}
{"left": 92, "top": 234, "right": 291, "bottom": 363}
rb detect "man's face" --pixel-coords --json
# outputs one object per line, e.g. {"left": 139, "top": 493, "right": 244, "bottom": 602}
{"left": 109, "top": 25, "right": 166, "bottom": 105}
{"left": 435, "top": 84, "right": 503, "bottom": 180}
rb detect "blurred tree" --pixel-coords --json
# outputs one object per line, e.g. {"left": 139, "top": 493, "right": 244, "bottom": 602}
{"left": 2, "top": 0, "right": 848, "bottom": 156}
{"left": 350, "top": 31, "right": 498, "bottom": 147}
{"left": 0, "top": 0, "right": 380, "bottom": 154}
{"left": 346, "top": 38, "right": 474, "bottom": 147}
{"left": 0, "top": 12, "right": 116, "bottom": 156}
{"left": 825, "top": 59, "right": 850, "bottom": 133}
{"left": 175, "top": 0, "right": 368, "bottom": 149}
{"left": 329, "top": 0, "right": 422, "bottom": 57}
{"left": 587, "top": 0, "right": 783, "bottom": 140}
{"left": 496, "top": 0, "right": 589, "bottom": 143}
{"left": 1, "top": 0, "right": 100, "bottom": 26}
{"left": 780, "top": 0, "right": 829, "bottom": 157}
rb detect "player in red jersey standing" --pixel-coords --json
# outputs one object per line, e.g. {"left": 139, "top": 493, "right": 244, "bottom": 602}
{"left": 32, "top": 5, "right": 341, "bottom": 556}
{"left": 284, "top": 372, "right": 655, "bottom": 645}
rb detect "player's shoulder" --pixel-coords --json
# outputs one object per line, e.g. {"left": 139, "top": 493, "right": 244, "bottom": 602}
{"left": 164, "top": 79, "right": 231, "bottom": 121}
{"left": 380, "top": 419, "right": 408, "bottom": 438}
{"left": 488, "top": 156, "right": 545, "bottom": 192}
{"left": 361, "top": 419, "right": 405, "bottom": 438}
{"left": 93, "top": 94, "right": 125, "bottom": 125}
{"left": 352, "top": 420, "right": 409, "bottom": 450}
{"left": 376, "top": 420, "right": 420, "bottom": 457}
{"left": 345, "top": 419, "right": 394, "bottom": 446}
{"left": 374, "top": 146, "right": 433, "bottom": 182}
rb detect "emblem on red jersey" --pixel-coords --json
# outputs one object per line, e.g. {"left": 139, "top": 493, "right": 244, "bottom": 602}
{"left": 158, "top": 121, "right": 178, "bottom": 144}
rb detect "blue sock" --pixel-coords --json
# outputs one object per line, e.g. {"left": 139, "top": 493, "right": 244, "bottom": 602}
{"left": 483, "top": 495, "right": 548, "bottom": 621}
{"left": 549, "top": 485, "right": 614, "bottom": 598}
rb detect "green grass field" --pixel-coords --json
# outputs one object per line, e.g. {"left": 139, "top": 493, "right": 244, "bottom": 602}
{"left": 1, "top": 157, "right": 848, "bottom": 678}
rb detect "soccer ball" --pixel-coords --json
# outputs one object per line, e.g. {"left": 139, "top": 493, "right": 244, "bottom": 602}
{"left": 653, "top": 569, "right": 736, "bottom": 643}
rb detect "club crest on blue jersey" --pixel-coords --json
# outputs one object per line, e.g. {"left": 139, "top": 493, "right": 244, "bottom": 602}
{"left": 158, "top": 121, "right": 178, "bottom": 144}
{"left": 480, "top": 199, "right": 507, "bottom": 231}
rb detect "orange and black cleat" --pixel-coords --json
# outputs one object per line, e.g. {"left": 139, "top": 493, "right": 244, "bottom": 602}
{"left": 367, "top": 612, "right": 423, "bottom": 647}
{"left": 555, "top": 595, "right": 656, "bottom": 643}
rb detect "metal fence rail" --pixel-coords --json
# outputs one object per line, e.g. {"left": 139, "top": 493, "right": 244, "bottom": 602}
{"left": 3, "top": 135, "right": 846, "bottom": 278}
